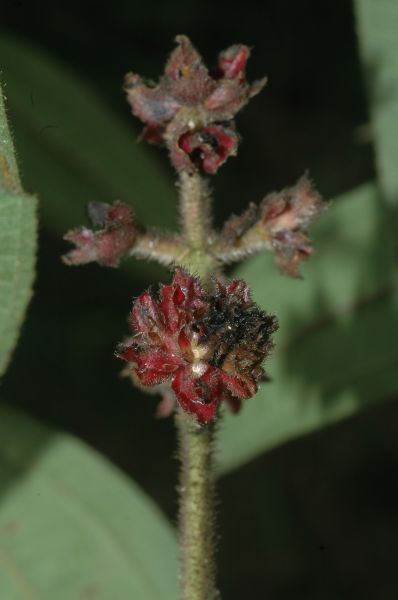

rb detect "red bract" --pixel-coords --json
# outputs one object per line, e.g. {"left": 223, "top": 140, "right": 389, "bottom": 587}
{"left": 124, "top": 35, "right": 266, "bottom": 174}
{"left": 63, "top": 202, "right": 138, "bottom": 267}
{"left": 116, "top": 269, "right": 278, "bottom": 424}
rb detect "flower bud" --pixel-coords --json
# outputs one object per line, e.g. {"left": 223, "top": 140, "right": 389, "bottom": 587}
{"left": 63, "top": 202, "right": 138, "bottom": 267}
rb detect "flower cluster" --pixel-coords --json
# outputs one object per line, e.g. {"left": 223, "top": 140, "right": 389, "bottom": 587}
{"left": 124, "top": 35, "right": 266, "bottom": 174}
{"left": 63, "top": 201, "right": 138, "bottom": 267}
{"left": 218, "top": 175, "right": 326, "bottom": 276}
{"left": 117, "top": 269, "right": 278, "bottom": 423}
{"left": 260, "top": 176, "right": 325, "bottom": 276}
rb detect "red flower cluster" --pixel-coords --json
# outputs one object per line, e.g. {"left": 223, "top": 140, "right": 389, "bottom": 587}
{"left": 117, "top": 269, "right": 277, "bottom": 423}
{"left": 63, "top": 202, "right": 138, "bottom": 267}
{"left": 124, "top": 35, "right": 266, "bottom": 174}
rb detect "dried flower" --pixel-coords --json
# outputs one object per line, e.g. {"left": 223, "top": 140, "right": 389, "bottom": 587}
{"left": 124, "top": 35, "right": 266, "bottom": 174}
{"left": 63, "top": 202, "right": 138, "bottom": 267}
{"left": 218, "top": 175, "right": 326, "bottom": 276}
{"left": 116, "top": 269, "right": 277, "bottom": 423}
{"left": 260, "top": 176, "right": 326, "bottom": 276}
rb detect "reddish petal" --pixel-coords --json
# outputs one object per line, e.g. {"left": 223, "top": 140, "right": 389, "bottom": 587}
{"left": 117, "top": 348, "right": 171, "bottom": 386}
{"left": 173, "top": 285, "right": 185, "bottom": 306}
{"left": 159, "top": 284, "right": 180, "bottom": 333}
{"left": 164, "top": 35, "right": 214, "bottom": 103}
{"left": 115, "top": 344, "right": 140, "bottom": 364}
{"left": 204, "top": 77, "right": 267, "bottom": 121}
{"left": 218, "top": 44, "right": 250, "bottom": 80}
{"left": 172, "top": 366, "right": 221, "bottom": 423}
{"left": 124, "top": 73, "right": 179, "bottom": 126}
{"left": 135, "top": 347, "right": 181, "bottom": 373}
{"left": 165, "top": 35, "right": 205, "bottom": 80}
{"left": 131, "top": 290, "right": 164, "bottom": 334}
{"left": 204, "top": 79, "right": 242, "bottom": 112}
{"left": 178, "top": 328, "right": 194, "bottom": 360}
{"left": 220, "top": 370, "right": 257, "bottom": 399}
{"left": 136, "top": 367, "right": 174, "bottom": 386}
{"left": 172, "top": 269, "right": 208, "bottom": 315}
{"left": 173, "top": 268, "right": 196, "bottom": 291}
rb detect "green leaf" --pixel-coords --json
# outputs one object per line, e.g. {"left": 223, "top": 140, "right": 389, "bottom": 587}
{"left": 0, "top": 31, "right": 175, "bottom": 278}
{"left": 218, "top": 183, "right": 398, "bottom": 474}
{"left": 0, "top": 193, "right": 37, "bottom": 375}
{"left": 355, "top": 0, "right": 398, "bottom": 204}
{"left": 0, "top": 85, "right": 37, "bottom": 376}
{"left": 0, "top": 404, "right": 177, "bottom": 600}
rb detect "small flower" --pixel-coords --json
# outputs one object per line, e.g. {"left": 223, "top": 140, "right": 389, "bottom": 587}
{"left": 116, "top": 269, "right": 278, "bottom": 423}
{"left": 218, "top": 175, "right": 326, "bottom": 276}
{"left": 63, "top": 202, "right": 138, "bottom": 267}
{"left": 260, "top": 176, "right": 326, "bottom": 276}
{"left": 124, "top": 35, "right": 266, "bottom": 174}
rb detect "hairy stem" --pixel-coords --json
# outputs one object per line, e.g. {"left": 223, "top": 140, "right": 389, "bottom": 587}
{"left": 179, "top": 171, "right": 212, "bottom": 250}
{"left": 177, "top": 172, "right": 220, "bottom": 600}
{"left": 130, "top": 230, "right": 184, "bottom": 267}
{"left": 177, "top": 411, "right": 218, "bottom": 600}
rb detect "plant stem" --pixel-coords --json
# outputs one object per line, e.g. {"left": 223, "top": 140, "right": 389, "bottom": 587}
{"left": 0, "top": 85, "right": 22, "bottom": 195}
{"left": 177, "top": 171, "right": 220, "bottom": 600}
{"left": 176, "top": 411, "right": 218, "bottom": 600}
{"left": 179, "top": 171, "right": 212, "bottom": 250}
{"left": 131, "top": 230, "right": 184, "bottom": 266}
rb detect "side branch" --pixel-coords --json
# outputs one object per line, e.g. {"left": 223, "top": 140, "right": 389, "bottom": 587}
{"left": 130, "top": 230, "right": 183, "bottom": 267}
{"left": 212, "top": 175, "right": 326, "bottom": 277}
{"left": 212, "top": 200, "right": 271, "bottom": 265}
{"left": 63, "top": 200, "right": 186, "bottom": 268}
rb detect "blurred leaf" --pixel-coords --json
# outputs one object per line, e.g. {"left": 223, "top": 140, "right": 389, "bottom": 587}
{"left": 0, "top": 194, "right": 36, "bottom": 375}
{"left": 0, "top": 87, "right": 37, "bottom": 376}
{"left": 218, "top": 183, "right": 398, "bottom": 474}
{"left": 0, "top": 31, "right": 176, "bottom": 279}
{"left": 0, "top": 403, "right": 177, "bottom": 600}
{"left": 355, "top": 0, "right": 398, "bottom": 205}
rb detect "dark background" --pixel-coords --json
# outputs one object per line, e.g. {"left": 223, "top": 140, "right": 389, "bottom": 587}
{"left": 3, "top": 1, "right": 398, "bottom": 598}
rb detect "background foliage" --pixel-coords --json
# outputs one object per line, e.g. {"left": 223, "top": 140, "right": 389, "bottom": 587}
{"left": 0, "top": 1, "right": 397, "bottom": 598}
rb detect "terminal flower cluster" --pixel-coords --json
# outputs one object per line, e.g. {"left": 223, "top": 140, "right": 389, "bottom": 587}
{"left": 124, "top": 35, "right": 266, "bottom": 174}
